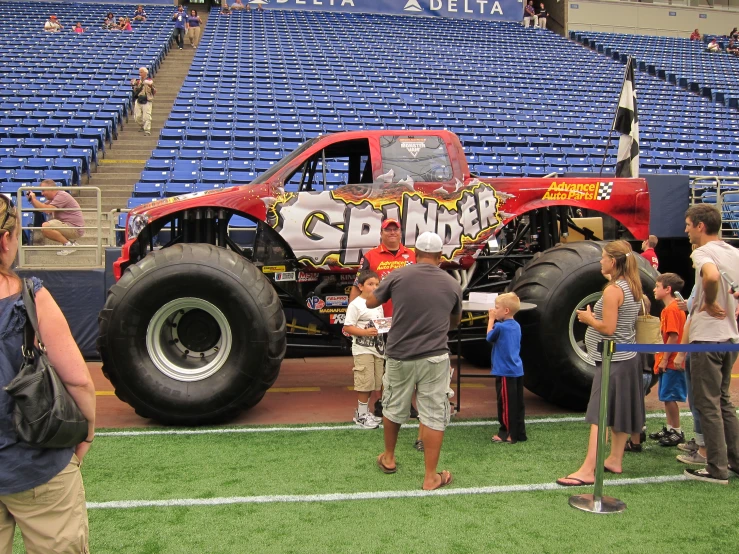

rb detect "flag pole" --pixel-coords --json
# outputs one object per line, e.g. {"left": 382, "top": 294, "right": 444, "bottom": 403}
{"left": 598, "top": 56, "right": 633, "bottom": 178}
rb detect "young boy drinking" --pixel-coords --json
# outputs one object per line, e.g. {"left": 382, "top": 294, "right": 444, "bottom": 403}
{"left": 343, "top": 270, "right": 385, "bottom": 429}
{"left": 649, "top": 273, "right": 688, "bottom": 447}
{"left": 486, "top": 292, "right": 527, "bottom": 443}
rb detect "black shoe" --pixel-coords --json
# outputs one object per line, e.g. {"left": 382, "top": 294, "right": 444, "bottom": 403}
{"left": 624, "top": 439, "right": 643, "bottom": 453}
{"left": 659, "top": 429, "right": 685, "bottom": 447}
{"left": 373, "top": 399, "right": 383, "bottom": 418}
{"left": 649, "top": 426, "right": 668, "bottom": 440}
{"left": 414, "top": 439, "right": 424, "bottom": 452}
{"left": 409, "top": 404, "right": 419, "bottom": 419}
{"left": 640, "top": 429, "right": 647, "bottom": 443}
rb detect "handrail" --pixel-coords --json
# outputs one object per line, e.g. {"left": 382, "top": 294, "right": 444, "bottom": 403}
{"left": 689, "top": 175, "right": 739, "bottom": 243}
{"left": 16, "top": 185, "right": 103, "bottom": 267}
{"left": 109, "top": 208, "right": 130, "bottom": 247}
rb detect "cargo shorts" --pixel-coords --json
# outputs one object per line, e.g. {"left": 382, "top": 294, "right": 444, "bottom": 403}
{"left": 353, "top": 353, "right": 384, "bottom": 392}
{"left": 0, "top": 454, "right": 89, "bottom": 553}
{"left": 381, "top": 354, "right": 452, "bottom": 432}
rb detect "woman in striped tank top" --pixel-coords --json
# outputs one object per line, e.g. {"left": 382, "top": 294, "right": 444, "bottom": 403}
{"left": 557, "top": 241, "right": 645, "bottom": 486}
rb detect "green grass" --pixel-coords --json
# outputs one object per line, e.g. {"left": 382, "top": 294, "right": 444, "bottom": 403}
{"left": 13, "top": 415, "right": 739, "bottom": 553}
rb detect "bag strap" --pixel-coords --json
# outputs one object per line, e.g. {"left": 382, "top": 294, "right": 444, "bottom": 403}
{"left": 21, "top": 278, "right": 44, "bottom": 355}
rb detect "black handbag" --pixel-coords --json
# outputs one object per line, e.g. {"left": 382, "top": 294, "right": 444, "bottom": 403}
{"left": 3, "top": 279, "right": 88, "bottom": 448}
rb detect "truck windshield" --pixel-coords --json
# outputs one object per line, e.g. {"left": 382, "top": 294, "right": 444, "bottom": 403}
{"left": 249, "top": 138, "right": 321, "bottom": 184}
{"left": 379, "top": 135, "right": 453, "bottom": 183}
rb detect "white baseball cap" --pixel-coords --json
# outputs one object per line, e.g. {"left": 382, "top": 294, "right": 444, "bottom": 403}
{"left": 415, "top": 232, "right": 444, "bottom": 253}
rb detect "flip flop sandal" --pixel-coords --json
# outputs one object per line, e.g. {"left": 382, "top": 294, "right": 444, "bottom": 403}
{"left": 604, "top": 466, "right": 623, "bottom": 474}
{"left": 377, "top": 454, "right": 397, "bottom": 474}
{"left": 491, "top": 435, "right": 512, "bottom": 443}
{"left": 424, "top": 470, "right": 453, "bottom": 490}
{"left": 556, "top": 476, "right": 594, "bottom": 487}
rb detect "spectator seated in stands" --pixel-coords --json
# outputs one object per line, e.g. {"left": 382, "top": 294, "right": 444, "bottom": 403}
{"left": 706, "top": 38, "right": 720, "bottom": 53}
{"left": 73, "top": 22, "right": 84, "bottom": 34}
{"left": 247, "top": 0, "right": 266, "bottom": 11}
{"left": 727, "top": 38, "right": 739, "bottom": 56}
{"left": 44, "top": 15, "right": 63, "bottom": 32}
{"left": 103, "top": 12, "right": 116, "bottom": 30}
{"left": 133, "top": 5, "right": 147, "bottom": 22}
{"left": 690, "top": 29, "right": 701, "bottom": 41}
{"left": 231, "top": 0, "right": 246, "bottom": 10}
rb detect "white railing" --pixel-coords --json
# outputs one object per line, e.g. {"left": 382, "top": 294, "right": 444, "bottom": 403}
{"left": 16, "top": 185, "right": 103, "bottom": 267}
{"left": 690, "top": 175, "right": 739, "bottom": 244}
{"left": 109, "top": 208, "right": 130, "bottom": 248}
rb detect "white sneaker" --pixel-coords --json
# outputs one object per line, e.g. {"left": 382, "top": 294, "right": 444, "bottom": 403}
{"left": 367, "top": 413, "right": 383, "bottom": 426}
{"left": 56, "top": 241, "right": 77, "bottom": 256}
{"left": 353, "top": 411, "right": 379, "bottom": 429}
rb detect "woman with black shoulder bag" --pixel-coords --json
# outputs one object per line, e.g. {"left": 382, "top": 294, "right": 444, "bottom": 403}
{"left": 0, "top": 195, "right": 95, "bottom": 553}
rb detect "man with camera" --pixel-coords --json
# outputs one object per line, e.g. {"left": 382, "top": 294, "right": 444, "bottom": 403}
{"left": 131, "top": 67, "right": 155, "bottom": 136}
{"left": 26, "top": 180, "right": 84, "bottom": 256}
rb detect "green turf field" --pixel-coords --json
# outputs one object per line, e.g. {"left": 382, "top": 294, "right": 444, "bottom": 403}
{"left": 13, "top": 414, "right": 739, "bottom": 553}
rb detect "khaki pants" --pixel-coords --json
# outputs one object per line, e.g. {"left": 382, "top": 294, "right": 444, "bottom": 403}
{"left": 187, "top": 26, "right": 200, "bottom": 46}
{"left": 0, "top": 455, "right": 89, "bottom": 553}
{"left": 133, "top": 99, "right": 153, "bottom": 133}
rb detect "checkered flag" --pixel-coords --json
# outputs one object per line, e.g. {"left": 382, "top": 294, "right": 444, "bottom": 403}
{"left": 597, "top": 181, "right": 614, "bottom": 200}
{"left": 613, "top": 57, "right": 639, "bottom": 178}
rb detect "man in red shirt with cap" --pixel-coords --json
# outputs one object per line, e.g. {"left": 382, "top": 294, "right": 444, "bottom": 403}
{"left": 349, "top": 218, "right": 419, "bottom": 425}
{"left": 349, "top": 218, "right": 416, "bottom": 316}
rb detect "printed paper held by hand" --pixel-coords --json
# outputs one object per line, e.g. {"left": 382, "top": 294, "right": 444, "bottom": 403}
{"left": 372, "top": 318, "right": 392, "bottom": 333}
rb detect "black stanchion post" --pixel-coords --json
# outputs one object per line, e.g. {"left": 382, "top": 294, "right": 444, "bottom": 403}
{"left": 569, "top": 339, "right": 626, "bottom": 514}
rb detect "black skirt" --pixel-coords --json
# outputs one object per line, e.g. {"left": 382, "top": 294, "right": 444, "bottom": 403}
{"left": 585, "top": 355, "right": 646, "bottom": 435}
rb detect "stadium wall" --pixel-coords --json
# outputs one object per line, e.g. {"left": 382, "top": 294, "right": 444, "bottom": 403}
{"left": 568, "top": 0, "right": 739, "bottom": 37}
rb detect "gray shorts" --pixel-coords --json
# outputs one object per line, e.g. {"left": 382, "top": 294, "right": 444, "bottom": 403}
{"left": 381, "top": 354, "right": 452, "bottom": 432}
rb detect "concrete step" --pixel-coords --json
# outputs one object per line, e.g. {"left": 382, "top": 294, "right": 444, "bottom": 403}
{"left": 22, "top": 247, "right": 101, "bottom": 268}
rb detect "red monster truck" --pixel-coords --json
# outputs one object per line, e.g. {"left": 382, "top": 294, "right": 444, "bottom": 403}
{"left": 99, "top": 130, "right": 658, "bottom": 424}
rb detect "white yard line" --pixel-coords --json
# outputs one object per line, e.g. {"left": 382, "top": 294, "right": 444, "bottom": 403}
{"left": 87, "top": 474, "right": 689, "bottom": 510}
{"left": 96, "top": 411, "right": 700, "bottom": 437}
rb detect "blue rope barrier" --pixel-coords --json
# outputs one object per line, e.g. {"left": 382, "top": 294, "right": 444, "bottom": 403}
{"left": 614, "top": 343, "right": 739, "bottom": 353}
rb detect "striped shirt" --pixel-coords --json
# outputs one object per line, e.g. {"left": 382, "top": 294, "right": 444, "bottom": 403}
{"left": 584, "top": 279, "right": 640, "bottom": 362}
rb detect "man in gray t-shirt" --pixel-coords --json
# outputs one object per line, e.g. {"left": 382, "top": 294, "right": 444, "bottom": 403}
{"left": 676, "top": 204, "right": 739, "bottom": 484}
{"left": 367, "top": 232, "right": 461, "bottom": 491}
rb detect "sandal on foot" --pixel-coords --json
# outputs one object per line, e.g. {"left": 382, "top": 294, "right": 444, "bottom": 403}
{"left": 604, "top": 466, "right": 622, "bottom": 474}
{"left": 624, "top": 439, "right": 642, "bottom": 453}
{"left": 424, "top": 470, "right": 453, "bottom": 490}
{"left": 376, "top": 454, "right": 397, "bottom": 474}
{"left": 492, "top": 435, "right": 512, "bottom": 443}
{"left": 556, "top": 475, "right": 594, "bottom": 487}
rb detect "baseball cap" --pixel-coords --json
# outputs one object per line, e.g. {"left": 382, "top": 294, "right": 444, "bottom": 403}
{"left": 50, "top": 15, "right": 57, "bottom": 19}
{"left": 381, "top": 218, "right": 400, "bottom": 229}
{"left": 415, "top": 232, "right": 444, "bottom": 254}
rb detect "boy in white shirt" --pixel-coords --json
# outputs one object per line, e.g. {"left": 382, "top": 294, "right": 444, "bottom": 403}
{"left": 343, "top": 270, "right": 385, "bottom": 429}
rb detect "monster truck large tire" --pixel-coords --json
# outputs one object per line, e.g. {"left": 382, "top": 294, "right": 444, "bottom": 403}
{"left": 507, "top": 241, "right": 659, "bottom": 411}
{"left": 98, "top": 244, "right": 286, "bottom": 425}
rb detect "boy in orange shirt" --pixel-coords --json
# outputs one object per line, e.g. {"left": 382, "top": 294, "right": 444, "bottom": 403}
{"left": 649, "top": 273, "right": 688, "bottom": 447}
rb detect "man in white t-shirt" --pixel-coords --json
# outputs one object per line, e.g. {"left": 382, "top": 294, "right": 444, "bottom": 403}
{"left": 675, "top": 204, "right": 739, "bottom": 485}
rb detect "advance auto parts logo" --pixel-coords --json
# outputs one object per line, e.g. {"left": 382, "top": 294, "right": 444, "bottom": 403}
{"left": 543, "top": 181, "right": 614, "bottom": 201}
{"left": 269, "top": 181, "right": 506, "bottom": 269}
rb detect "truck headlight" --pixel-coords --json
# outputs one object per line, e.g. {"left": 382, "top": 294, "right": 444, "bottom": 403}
{"left": 127, "top": 213, "right": 149, "bottom": 240}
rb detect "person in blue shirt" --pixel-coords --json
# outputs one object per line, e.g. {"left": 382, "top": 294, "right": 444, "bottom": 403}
{"left": 172, "top": 5, "right": 186, "bottom": 50}
{"left": 486, "top": 292, "right": 527, "bottom": 444}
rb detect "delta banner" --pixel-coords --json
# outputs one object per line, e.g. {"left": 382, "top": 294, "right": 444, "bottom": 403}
{"left": 253, "top": 0, "right": 522, "bottom": 22}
